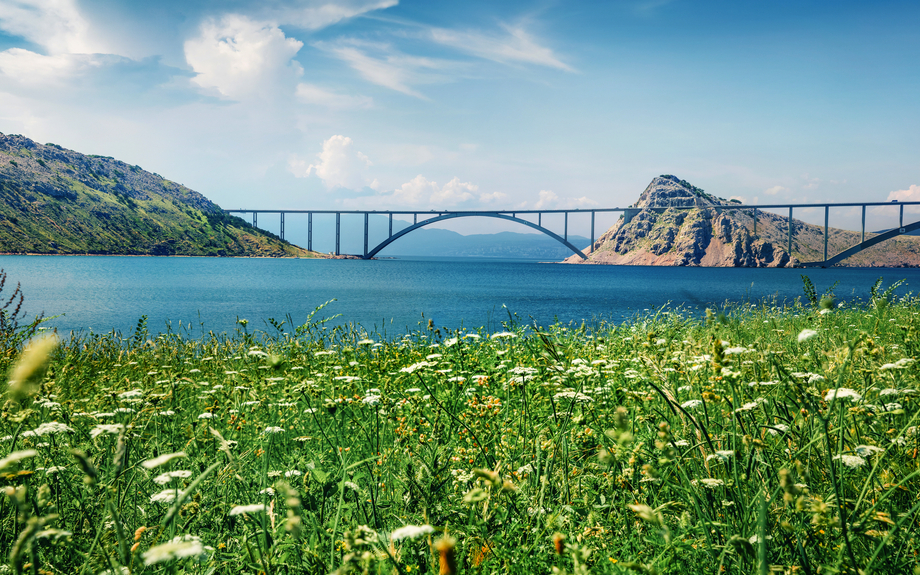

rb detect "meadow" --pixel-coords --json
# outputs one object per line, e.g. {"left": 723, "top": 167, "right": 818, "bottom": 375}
{"left": 1, "top": 278, "right": 919, "bottom": 575}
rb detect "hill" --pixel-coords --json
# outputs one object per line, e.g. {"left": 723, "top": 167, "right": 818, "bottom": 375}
{"left": 565, "top": 175, "right": 920, "bottom": 267}
{"left": 0, "top": 133, "right": 320, "bottom": 257}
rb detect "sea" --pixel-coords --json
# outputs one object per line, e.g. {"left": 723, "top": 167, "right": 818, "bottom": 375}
{"left": 1, "top": 255, "right": 917, "bottom": 338}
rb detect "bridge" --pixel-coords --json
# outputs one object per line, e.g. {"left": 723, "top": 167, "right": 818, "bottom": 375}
{"left": 225, "top": 201, "right": 920, "bottom": 266}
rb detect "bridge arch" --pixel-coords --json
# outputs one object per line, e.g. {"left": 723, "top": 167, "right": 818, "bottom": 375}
{"left": 365, "top": 212, "right": 589, "bottom": 260}
{"left": 801, "top": 220, "right": 920, "bottom": 267}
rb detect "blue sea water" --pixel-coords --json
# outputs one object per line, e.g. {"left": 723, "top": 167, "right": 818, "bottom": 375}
{"left": 0, "top": 255, "right": 917, "bottom": 337}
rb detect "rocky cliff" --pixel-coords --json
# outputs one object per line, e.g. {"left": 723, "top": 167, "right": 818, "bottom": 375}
{"left": 565, "top": 175, "right": 920, "bottom": 267}
{"left": 0, "top": 133, "right": 320, "bottom": 257}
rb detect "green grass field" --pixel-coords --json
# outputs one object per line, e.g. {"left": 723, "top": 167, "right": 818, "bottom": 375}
{"left": 1, "top": 280, "right": 919, "bottom": 574}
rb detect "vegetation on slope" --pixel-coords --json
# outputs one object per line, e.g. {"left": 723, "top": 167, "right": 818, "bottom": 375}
{"left": 1, "top": 279, "right": 919, "bottom": 573}
{"left": 0, "top": 134, "right": 318, "bottom": 257}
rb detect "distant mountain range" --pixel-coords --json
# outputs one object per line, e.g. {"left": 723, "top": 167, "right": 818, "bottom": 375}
{"left": 379, "top": 228, "right": 590, "bottom": 259}
{"left": 0, "top": 133, "right": 316, "bottom": 257}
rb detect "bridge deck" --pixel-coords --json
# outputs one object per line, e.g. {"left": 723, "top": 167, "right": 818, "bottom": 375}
{"left": 226, "top": 201, "right": 920, "bottom": 265}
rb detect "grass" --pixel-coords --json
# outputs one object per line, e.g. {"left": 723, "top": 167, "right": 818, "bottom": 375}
{"left": 1, "top": 287, "right": 920, "bottom": 574}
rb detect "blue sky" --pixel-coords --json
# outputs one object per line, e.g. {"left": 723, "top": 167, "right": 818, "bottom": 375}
{"left": 0, "top": 0, "right": 917, "bottom": 235}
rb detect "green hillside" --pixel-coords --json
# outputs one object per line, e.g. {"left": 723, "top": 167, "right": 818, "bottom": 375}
{"left": 0, "top": 133, "right": 319, "bottom": 257}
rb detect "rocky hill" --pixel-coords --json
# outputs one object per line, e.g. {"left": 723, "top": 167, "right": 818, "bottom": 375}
{"left": 0, "top": 133, "right": 319, "bottom": 257}
{"left": 565, "top": 175, "right": 920, "bottom": 267}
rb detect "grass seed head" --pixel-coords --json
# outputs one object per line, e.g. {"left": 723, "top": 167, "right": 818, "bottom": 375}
{"left": 435, "top": 536, "right": 457, "bottom": 575}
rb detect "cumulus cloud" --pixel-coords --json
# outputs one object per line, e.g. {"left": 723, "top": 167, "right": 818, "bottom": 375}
{"left": 530, "top": 190, "right": 597, "bottom": 209}
{"left": 184, "top": 14, "right": 304, "bottom": 100}
{"left": 290, "top": 135, "right": 374, "bottom": 190}
{"left": 0, "top": 0, "right": 104, "bottom": 55}
{"left": 428, "top": 24, "right": 573, "bottom": 71}
{"left": 764, "top": 185, "right": 786, "bottom": 196}
{"left": 888, "top": 185, "right": 920, "bottom": 214}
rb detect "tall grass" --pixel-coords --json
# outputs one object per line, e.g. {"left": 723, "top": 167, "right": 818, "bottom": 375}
{"left": 1, "top": 287, "right": 919, "bottom": 574}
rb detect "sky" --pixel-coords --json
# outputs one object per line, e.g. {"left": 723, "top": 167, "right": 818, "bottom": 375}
{"left": 0, "top": 0, "right": 918, "bottom": 238}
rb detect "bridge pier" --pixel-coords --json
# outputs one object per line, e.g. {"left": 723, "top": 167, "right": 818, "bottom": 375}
{"left": 752, "top": 208, "right": 757, "bottom": 235}
{"left": 824, "top": 205, "right": 829, "bottom": 262}
{"left": 253, "top": 212, "right": 257, "bottom": 227}
{"left": 280, "top": 212, "right": 285, "bottom": 241}
{"left": 308, "top": 212, "right": 313, "bottom": 251}
{"left": 364, "top": 213, "right": 369, "bottom": 257}
{"left": 388, "top": 213, "right": 393, "bottom": 238}
{"left": 564, "top": 212, "right": 568, "bottom": 242}
{"left": 335, "top": 213, "right": 340, "bottom": 256}
{"left": 788, "top": 207, "right": 793, "bottom": 256}
{"left": 590, "top": 211, "right": 595, "bottom": 250}
{"left": 861, "top": 205, "right": 865, "bottom": 244}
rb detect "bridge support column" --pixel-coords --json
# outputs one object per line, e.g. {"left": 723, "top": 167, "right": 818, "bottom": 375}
{"left": 280, "top": 212, "right": 285, "bottom": 241}
{"left": 623, "top": 208, "right": 640, "bottom": 224}
{"left": 861, "top": 205, "right": 865, "bottom": 244}
{"left": 564, "top": 212, "right": 568, "bottom": 242}
{"left": 901, "top": 204, "right": 904, "bottom": 229}
{"left": 364, "top": 213, "right": 369, "bottom": 257}
{"left": 538, "top": 212, "right": 542, "bottom": 227}
{"left": 824, "top": 205, "right": 829, "bottom": 262}
{"left": 788, "top": 206, "right": 793, "bottom": 257}
{"left": 590, "top": 211, "right": 595, "bottom": 250}
{"left": 253, "top": 212, "right": 257, "bottom": 227}
{"left": 413, "top": 213, "right": 417, "bottom": 225}
{"left": 388, "top": 214, "right": 393, "bottom": 238}
{"left": 308, "top": 213, "right": 313, "bottom": 251}
{"left": 752, "top": 208, "right": 757, "bottom": 235}
{"left": 335, "top": 213, "right": 340, "bottom": 256}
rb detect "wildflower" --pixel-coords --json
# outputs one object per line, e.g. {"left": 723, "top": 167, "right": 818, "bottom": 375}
{"left": 150, "top": 489, "right": 184, "bottom": 503}
{"left": 90, "top": 424, "right": 125, "bottom": 439}
{"left": 38, "top": 400, "right": 62, "bottom": 410}
{"left": 284, "top": 470, "right": 302, "bottom": 477}
{"left": 362, "top": 394, "right": 381, "bottom": 405}
{"left": 723, "top": 347, "right": 751, "bottom": 355}
{"left": 880, "top": 358, "right": 916, "bottom": 370}
{"left": 733, "top": 401, "right": 761, "bottom": 413}
{"left": 141, "top": 452, "right": 187, "bottom": 469}
{"left": 692, "top": 478, "right": 725, "bottom": 488}
{"left": 553, "top": 390, "right": 593, "bottom": 403}
{"left": 153, "top": 470, "right": 193, "bottom": 485}
{"left": 142, "top": 534, "right": 207, "bottom": 565}
{"left": 824, "top": 388, "right": 862, "bottom": 402}
{"left": 681, "top": 399, "right": 703, "bottom": 410}
{"left": 357, "top": 339, "right": 375, "bottom": 345}
{"left": 263, "top": 426, "right": 285, "bottom": 435}
{"left": 833, "top": 454, "right": 867, "bottom": 468}
{"left": 854, "top": 445, "right": 884, "bottom": 457}
{"left": 462, "top": 333, "right": 481, "bottom": 339}
{"left": 490, "top": 332, "right": 516, "bottom": 339}
{"left": 400, "top": 361, "right": 432, "bottom": 374}
{"left": 247, "top": 350, "right": 268, "bottom": 357}
{"left": 197, "top": 412, "right": 214, "bottom": 419}
{"left": 766, "top": 423, "right": 790, "bottom": 435}
{"left": 44, "top": 465, "right": 66, "bottom": 474}
{"left": 118, "top": 389, "right": 144, "bottom": 400}
{"left": 259, "top": 487, "right": 275, "bottom": 496}
{"left": 155, "top": 410, "right": 176, "bottom": 417}
{"left": 23, "top": 421, "right": 75, "bottom": 437}
{"left": 229, "top": 504, "right": 267, "bottom": 516}
{"left": 797, "top": 329, "right": 818, "bottom": 343}
{"left": 707, "top": 450, "right": 734, "bottom": 462}
{"left": 391, "top": 524, "right": 435, "bottom": 541}
{"left": 435, "top": 537, "right": 457, "bottom": 575}
{"left": 444, "top": 338, "right": 459, "bottom": 346}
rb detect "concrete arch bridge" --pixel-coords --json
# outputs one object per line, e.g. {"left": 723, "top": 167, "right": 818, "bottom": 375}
{"left": 225, "top": 201, "right": 920, "bottom": 267}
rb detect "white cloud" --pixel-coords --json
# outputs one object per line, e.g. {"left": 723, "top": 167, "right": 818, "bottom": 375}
{"left": 184, "top": 14, "right": 304, "bottom": 100}
{"left": 428, "top": 24, "right": 573, "bottom": 71}
{"left": 764, "top": 185, "right": 786, "bottom": 196}
{"left": 0, "top": 49, "right": 82, "bottom": 85}
{"left": 0, "top": 0, "right": 104, "bottom": 55}
{"left": 295, "top": 83, "right": 373, "bottom": 109}
{"left": 887, "top": 184, "right": 920, "bottom": 202}
{"left": 479, "top": 191, "right": 507, "bottom": 203}
{"left": 266, "top": 0, "right": 398, "bottom": 30}
{"left": 317, "top": 40, "right": 452, "bottom": 98}
{"left": 431, "top": 177, "right": 478, "bottom": 204}
{"left": 345, "top": 174, "right": 486, "bottom": 208}
{"left": 888, "top": 185, "right": 920, "bottom": 215}
{"left": 530, "top": 189, "right": 598, "bottom": 209}
{"left": 290, "top": 135, "right": 374, "bottom": 190}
